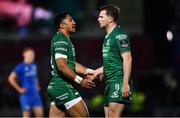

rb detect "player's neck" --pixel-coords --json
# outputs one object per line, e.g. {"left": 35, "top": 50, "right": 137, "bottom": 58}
{"left": 24, "top": 59, "right": 32, "bottom": 64}
{"left": 106, "top": 23, "right": 117, "bottom": 34}
{"left": 59, "top": 29, "right": 70, "bottom": 38}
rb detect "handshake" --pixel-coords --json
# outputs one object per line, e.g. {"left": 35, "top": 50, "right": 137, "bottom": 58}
{"left": 77, "top": 67, "right": 103, "bottom": 89}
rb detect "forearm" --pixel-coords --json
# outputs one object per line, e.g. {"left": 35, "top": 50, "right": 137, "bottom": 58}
{"left": 56, "top": 58, "right": 84, "bottom": 84}
{"left": 95, "top": 66, "right": 103, "bottom": 75}
{"left": 8, "top": 78, "right": 22, "bottom": 93}
{"left": 75, "top": 63, "right": 87, "bottom": 75}
{"left": 36, "top": 79, "right": 40, "bottom": 91}
{"left": 122, "top": 58, "right": 132, "bottom": 84}
{"left": 8, "top": 72, "right": 23, "bottom": 93}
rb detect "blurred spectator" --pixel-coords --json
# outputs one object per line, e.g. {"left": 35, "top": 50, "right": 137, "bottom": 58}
{"left": 0, "top": 0, "right": 52, "bottom": 35}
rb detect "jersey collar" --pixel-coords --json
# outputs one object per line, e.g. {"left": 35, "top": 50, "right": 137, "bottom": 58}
{"left": 105, "top": 26, "right": 119, "bottom": 38}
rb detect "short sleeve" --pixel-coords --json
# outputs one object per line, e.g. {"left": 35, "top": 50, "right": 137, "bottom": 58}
{"left": 53, "top": 39, "right": 69, "bottom": 59}
{"left": 13, "top": 64, "right": 21, "bottom": 76}
{"left": 114, "top": 34, "right": 131, "bottom": 54}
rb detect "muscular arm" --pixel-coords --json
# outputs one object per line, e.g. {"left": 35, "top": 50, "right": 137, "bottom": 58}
{"left": 56, "top": 58, "right": 95, "bottom": 88}
{"left": 121, "top": 51, "right": 132, "bottom": 84}
{"left": 8, "top": 72, "right": 26, "bottom": 94}
{"left": 56, "top": 58, "right": 76, "bottom": 81}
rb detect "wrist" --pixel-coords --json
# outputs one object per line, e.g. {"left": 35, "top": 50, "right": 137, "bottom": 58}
{"left": 74, "top": 75, "right": 83, "bottom": 84}
{"left": 17, "top": 87, "right": 22, "bottom": 92}
{"left": 123, "top": 81, "right": 129, "bottom": 85}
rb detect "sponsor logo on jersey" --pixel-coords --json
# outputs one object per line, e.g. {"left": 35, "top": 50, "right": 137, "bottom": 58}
{"left": 119, "top": 40, "right": 128, "bottom": 48}
{"left": 53, "top": 41, "right": 68, "bottom": 45}
{"left": 56, "top": 93, "right": 69, "bottom": 100}
{"left": 111, "top": 83, "right": 120, "bottom": 98}
{"left": 116, "top": 34, "right": 127, "bottom": 40}
{"left": 25, "top": 66, "right": 36, "bottom": 77}
{"left": 115, "top": 83, "right": 120, "bottom": 91}
{"left": 102, "top": 47, "right": 109, "bottom": 57}
{"left": 103, "top": 39, "right": 110, "bottom": 57}
{"left": 55, "top": 47, "right": 68, "bottom": 52}
{"left": 116, "top": 34, "right": 129, "bottom": 48}
{"left": 111, "top": 91, "right": 119, "bottom": 98}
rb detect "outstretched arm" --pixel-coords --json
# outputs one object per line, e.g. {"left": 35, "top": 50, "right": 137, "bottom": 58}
{"left": 75, "top": 63, "right": 94, "bottom": 75}
{"left": 95, "top": 66, "right": 103, "bottom": 75}
{"left": 56, "top": 58, "right": 95, "bottom": 89}
{"left": 91, "top": 66, "right": 103, "bottom": 80}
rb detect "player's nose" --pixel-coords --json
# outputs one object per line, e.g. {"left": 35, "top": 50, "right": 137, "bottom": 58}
{"left": 72, "top": 20, "right": 76, "bottom": 25}
{"left": 97, "top": 17, "right": 100, "bottom": 22}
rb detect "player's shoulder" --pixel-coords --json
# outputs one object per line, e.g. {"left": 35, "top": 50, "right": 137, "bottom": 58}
{"left": 51, "top": 32, "right": 69, "bottom": 45}
{"left": 113, "top": 26, "right": 129, "bottom": 40}
{"left": 52, "top": 32, "right": 67, "bottom": 41}
{"left": 14, "top": 62, "right": 24, "bottom": 70}
{"left": 17, "top": 62, "right": 24, "bottom": 67}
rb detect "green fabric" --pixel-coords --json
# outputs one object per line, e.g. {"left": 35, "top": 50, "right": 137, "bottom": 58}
{"left": 102, "top": 26, "right": 131, "bottom": 83}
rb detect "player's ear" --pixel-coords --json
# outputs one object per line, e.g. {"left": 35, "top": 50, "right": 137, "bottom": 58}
{"left": 108, "top": 17, "right": 113, "bottom": 23}
{"left": 60, "top": 23, "right": 65, "bottom": 29}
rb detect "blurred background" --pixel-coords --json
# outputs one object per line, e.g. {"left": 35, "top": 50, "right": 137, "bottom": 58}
{"left": 0, "top": 0, "right": 180, "bottom": 117}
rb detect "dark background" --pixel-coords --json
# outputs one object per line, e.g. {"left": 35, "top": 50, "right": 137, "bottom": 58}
{"left": 0, "top": 0, "right": 180, "bottom": 117}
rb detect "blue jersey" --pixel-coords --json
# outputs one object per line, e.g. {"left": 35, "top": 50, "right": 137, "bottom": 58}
{"left": 13, "top": 62, "right": 38, "bottom": 95}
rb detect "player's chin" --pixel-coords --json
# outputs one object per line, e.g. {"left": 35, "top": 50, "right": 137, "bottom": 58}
{"left": 72, "top": 29, "right": 76, "bottom": 33}
{"left": 29, "top": 60, "right": 34, "bottom": 63}
{"left": 69, "top": 30, "right": 75, "bottom": 34}
{"left": 71, "top": 28, "right": 76, "bottom": 32}
{"left": 99, "top": 24, "right": 105, "bottom": 28}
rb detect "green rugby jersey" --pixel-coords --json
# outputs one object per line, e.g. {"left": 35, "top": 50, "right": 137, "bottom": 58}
{"left": 50, "top": 32, "right": 76, "bottom": 85}
{"left": 102, "top": 26, "right": 131, "bottom": 83}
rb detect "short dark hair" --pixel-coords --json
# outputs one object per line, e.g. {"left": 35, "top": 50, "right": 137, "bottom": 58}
{"left": 100, "top": 5, "right": 120, "bottom": 23}
{"left": 54, "top": 12, "right": 68, "bottom": 30}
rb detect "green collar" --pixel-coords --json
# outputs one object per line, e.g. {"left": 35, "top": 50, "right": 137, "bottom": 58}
{"left": 105, "top": 26, "right": 119, "bottom": 38}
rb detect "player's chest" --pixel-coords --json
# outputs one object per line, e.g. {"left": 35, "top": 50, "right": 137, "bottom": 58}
{"left": 103, "top": 38, "right": 114, "bottom": 51}
{"left": 68, "top": 44, "right": 75, "bottom": 57}
{"left": 102, "top": 38, "right": 112, "bottom": 57}
{"left": 23, "top": 65, "right": 36, "bottom": 77}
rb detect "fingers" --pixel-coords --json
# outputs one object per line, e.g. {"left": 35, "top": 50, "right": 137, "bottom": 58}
{"left": 98, "top": 74, "right": 104, "bottom": 81}
{"left": 86, "top": 75, "right": 95, "bottom": 80}
{"left": 122, "top": 91, "right": 130, "bottom": 97}
{"left": 85, "top": 74, "right": 97, "bottom": 80}
{"left": 81, "top": 78, "right": 95, "bottom": 89}
{"left": 122, "top": 85, "right": 130, "bottom": 97}
{"left": 85, "top": 84, "right": 94, "bottom": 89}
{"left": 85, "top": 70, "right": 98, "bottom": 78}
{"left": 86, "top": 79, "right": 95, "bottom": 87}
{"left": 19, "top": 88, "right": 27, "bottom": 94}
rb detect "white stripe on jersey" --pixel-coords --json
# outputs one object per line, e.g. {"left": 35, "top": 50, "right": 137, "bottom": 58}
{"left": 55, "top": 53, "right": 67, "bottom": 59}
